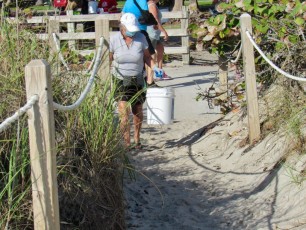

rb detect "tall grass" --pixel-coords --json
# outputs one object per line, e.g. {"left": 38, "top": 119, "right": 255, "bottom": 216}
{"left": 1, "top": 15, "right": 126, "bottom": 229}
{"left": 0, "top": 19, "right": 50, "bottom": 229}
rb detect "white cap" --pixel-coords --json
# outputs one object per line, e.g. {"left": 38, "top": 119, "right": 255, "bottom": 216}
{"left": 120, "top": 13, "right": 140, "bottom": 32}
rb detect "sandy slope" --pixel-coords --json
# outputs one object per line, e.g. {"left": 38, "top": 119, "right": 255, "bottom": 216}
{"left": 123, "top": 52, "right": 306, "bottom": 230}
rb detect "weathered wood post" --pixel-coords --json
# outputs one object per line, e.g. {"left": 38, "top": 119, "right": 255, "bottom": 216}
{"left": 25, "top": 60, "right": 60, "bottom": 230}
{"left": 240, "top": 13, "right": 260, "bottom": 144}
{"left": 181, "top": 6, "right": 190, "bottom": 64}
{"left": 95, "top": 18, "right": 110, "bottom": 81}
{"left": 48, "top": 20, "right": 60, "bottom": 72}
{"left": 218, "top": 56, "right": 228, "bottom": 101}
{"left": 66, "top": 10, "right": 76, "bottom": 50}
{"left": 48, "top": 20, "right": 60, "bottom": 56}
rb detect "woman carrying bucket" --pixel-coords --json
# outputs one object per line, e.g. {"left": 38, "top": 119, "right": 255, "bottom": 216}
{"left": 110, "top": 13, "right": 163, "bottom": 149}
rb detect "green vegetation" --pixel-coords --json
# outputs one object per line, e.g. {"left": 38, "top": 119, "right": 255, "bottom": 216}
{"left": 0, "top": 18, "right": 126, "bottom": 228}
{"left": 192, "top": 0, "right": 305, "bottom": 107}
{"left": 191, "top": 0, "right": 306, "bottom": 183}
{"left": 184, "top": 0, "right": 214, "bottom": 7}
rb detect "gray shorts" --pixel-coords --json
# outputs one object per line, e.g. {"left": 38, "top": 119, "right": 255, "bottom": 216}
{"left": 150, "top": 38, "right": 162, "bottom": 49}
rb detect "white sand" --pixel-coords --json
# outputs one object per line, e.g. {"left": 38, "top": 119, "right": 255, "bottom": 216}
{"left": 124, "top": 52, "right": 306, "bottom": 230}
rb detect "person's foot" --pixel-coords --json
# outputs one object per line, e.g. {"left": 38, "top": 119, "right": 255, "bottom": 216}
{"left": 148, "top": 81, "right": 161, "bottom": 87}
{"left": 161, "top": 73, "right": 172, "bottom": 80}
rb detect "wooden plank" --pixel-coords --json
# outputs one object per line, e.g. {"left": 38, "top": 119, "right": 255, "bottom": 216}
{"left": 77, "top": 50, "right": 95, "bottom": 56}
{"left": 240, "top": 13, "right": 260, "bottom": 144}
{"left": 160, "top": 28, "right": 188, "bottom": 37}
{"left": 35, "top": 28, "right": 188, "bottom": 41}
{"left": 161, "top": 11, "right": 188, "bottom": 19}
{"left": 76, "top": 46, "right": 189, "bottom": 56}
{"left": 25, "top": 11, "right": 186, "bottom": 24}
{"left": 25, "top": 60, "right": 60, "bottom": 230}
{"left": 26, "top": 14, "right": 121, "bottom": 23}
{"left": 57, "top": 28, "right": 187, "bottom": 40}
{"left": 164, "top": 46, "right": 188, "bottom": 54}
{"left": 95, "top": 19, "right": 110, "bottom": 81}
{"left": 59, "top": 32, "right": 96, "bottom": 40}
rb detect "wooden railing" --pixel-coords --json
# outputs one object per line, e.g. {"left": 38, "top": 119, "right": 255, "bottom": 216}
{"left": 20, "top": 7, "right": 190, "bottom": 64}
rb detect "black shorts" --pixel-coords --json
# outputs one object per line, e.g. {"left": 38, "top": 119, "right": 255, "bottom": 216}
{"left": 113, "top": 78, "right": 147, "bottom": 105}
{"left": 140, "top": 30, "right": 155, "bottom": 55}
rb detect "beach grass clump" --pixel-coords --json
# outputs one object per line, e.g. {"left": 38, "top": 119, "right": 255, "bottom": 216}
{"left": 1, "top": 18, "right": 126, "bottom": 229}
{"left": 0, "top": 20, "right": 51, "bottom": 229}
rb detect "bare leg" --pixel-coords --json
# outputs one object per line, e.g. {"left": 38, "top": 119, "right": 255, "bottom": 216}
{"left": 146, "top": 64, "right": 154, "bottom": 84}
{"left": 118, "top": 101, "right": 131, "bottom": 147}
{"left": 146, "top": 52, "right": 156, "bottom": 84}
{"left": 131, "top": 103, "right": 143, "bottom": 144}
{"left": 156, "top": 42, "right": 164, "bottom": 69}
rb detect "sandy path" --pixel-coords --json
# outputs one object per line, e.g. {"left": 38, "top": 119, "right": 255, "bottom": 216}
{"left": 124, "top": 57, "right": 227, "bottom": 229}
{"left": 123, "top": 53, "right": 306, "bottom": 229}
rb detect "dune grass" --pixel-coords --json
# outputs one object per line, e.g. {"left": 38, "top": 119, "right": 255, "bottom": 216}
{"left": 0, "top": 16, "right": 127, "bottom": 229}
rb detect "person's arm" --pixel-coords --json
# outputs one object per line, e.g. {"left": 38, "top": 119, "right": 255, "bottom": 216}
{"left": 148, "top": 3, "right": 169, "bottom": 41}
{"left": 108, "top": 0, "right": 117, "bottom": 12}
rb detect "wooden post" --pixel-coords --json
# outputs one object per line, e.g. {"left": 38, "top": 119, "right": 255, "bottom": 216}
{"left": 48, "top": 20, "right": 60, "bottom": 57}
{"left": 25, "top": 60, "right": 60, "bottom": 230}
{"left": 218, "top": 56, "right": 228, "bottom": 101}
{"left": 48, "top": 20, "right": 60, "bottom": 72}
{"left": 181, "top": 6, "right": 190, "bottom": 64}
{"left": 240, "top": 13, "right": 260, "bottom": 144}
{"left": 95, "top": 19, "right": 110, "bottom": 81}
{"left": 66, "top": 10, "right": 76, "bottom": 50}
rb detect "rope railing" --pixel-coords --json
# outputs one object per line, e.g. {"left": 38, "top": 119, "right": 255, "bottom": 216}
{"left": 85, "top": 51, "right": 96, "bottom": 73}
{"left": 245, "top": 31, "right": 306, "bottom": 82}
{"left": 0, "top": 95, "right": 39, "bottom": 133}
{"left": 230, "top": 44, "right": 242, "bottom": 64}
{"left": 52, "top": 33, "right": 97, "bottom": 73}
{"left": 53, "top": 36, "right": 104, "bottom": 111}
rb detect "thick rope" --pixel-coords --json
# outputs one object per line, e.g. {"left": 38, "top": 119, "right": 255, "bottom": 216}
{"left": 52, "top": 33, "right": 97, "bottom": 73}
{"left": 52, "top": 33, "right": 71, "bottom": 71}
{"left": 85, "top": 51, "right": 97, "bottom": 73}
{"left": 0, "top": 95, "right": 39, "bottom": 133}
{"left": 230, "top": 44, "right": 242, "bottom": 64}
{"left": 53, "top": 36, "right": 104, "bottom": 111}
{"left": 246, "top": 31, "right": 306, "bottom": 82}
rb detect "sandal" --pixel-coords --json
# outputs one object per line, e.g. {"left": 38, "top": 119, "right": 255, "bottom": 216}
{"left": 161, "top": 73, "right": 172, "bottom": 80}
{"left": 130, "top": 142, "right": 142, "bottom": 150}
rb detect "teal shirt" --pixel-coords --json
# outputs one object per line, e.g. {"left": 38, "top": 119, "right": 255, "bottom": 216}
{"left": 122, "top": 0, "right": 148, "bottom": 31}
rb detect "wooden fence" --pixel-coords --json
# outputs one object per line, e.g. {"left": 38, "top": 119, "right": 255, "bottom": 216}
{"left": 23, "top": 7, "right": 190, "bottom": 64}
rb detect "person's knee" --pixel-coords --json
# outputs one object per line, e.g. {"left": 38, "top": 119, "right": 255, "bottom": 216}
{"left": 132, "top": 104, "right": 143, "bottom": 116}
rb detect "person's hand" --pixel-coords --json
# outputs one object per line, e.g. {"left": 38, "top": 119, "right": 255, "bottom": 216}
{"left": 164, "top": 32, "right": 169, "bottom": 42}
{"left": 153, "top": 66, "right": 164, "bottom": 79}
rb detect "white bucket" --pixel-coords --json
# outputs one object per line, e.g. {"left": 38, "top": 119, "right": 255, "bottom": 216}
{"left": 88, "top": 1, "right": 98, "bottom": 14}
{"left": 146, "top": 87, "right": 175, "bottom": 125}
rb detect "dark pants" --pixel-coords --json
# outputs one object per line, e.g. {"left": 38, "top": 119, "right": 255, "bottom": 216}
{"left": 140, "top": 30, "right": 155, "bottom": 55}
{"left": 113, "top": 78, "right": 147, "bottom": 106}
